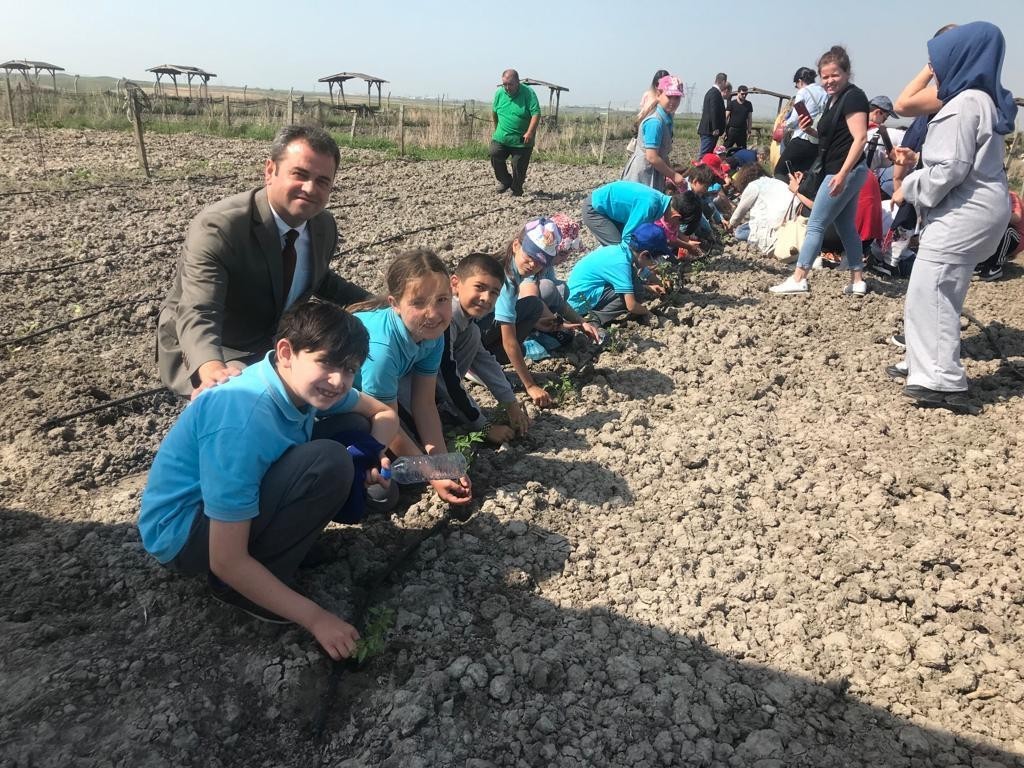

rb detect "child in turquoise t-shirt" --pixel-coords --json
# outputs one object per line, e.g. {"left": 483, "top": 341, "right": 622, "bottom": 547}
{"left": 352, "top": 248, "right": 472, "bottom": 506}
{"left": 567, "top": 223, "right": 673, "bottom": 326}
{"left": 138, "top": 302, "right": 398, "bottom": 660}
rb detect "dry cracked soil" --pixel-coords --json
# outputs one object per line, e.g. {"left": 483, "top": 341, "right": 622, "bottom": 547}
{"left": 0, "top": 127, "right": 1023, "bottom": 768}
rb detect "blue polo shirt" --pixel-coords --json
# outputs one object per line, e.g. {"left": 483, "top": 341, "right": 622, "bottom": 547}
{"left": 641, "top": 106, "right": 673, "bottom": 149}
{"left": 355, "top": 307, "right": 444, "bottom": 403}
{"left": 590, "top": 181, "right": 671, "bottom": 242}
{"left": 493, "top": 261, "right": 537, "bottom": 324}
{"left": 566, "top": 243, "right": 636, "bottom": 314}
{"left": 138, "top": 352, "right": 359, "bottom": 564}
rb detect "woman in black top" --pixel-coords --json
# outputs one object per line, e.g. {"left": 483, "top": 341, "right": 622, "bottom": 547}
{"left": 770, "top": 46, "right": 870, "bottom": 296}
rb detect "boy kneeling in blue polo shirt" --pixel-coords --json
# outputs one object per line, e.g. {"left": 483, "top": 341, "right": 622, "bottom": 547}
{"left": 138, "top": 302, "right": 398, "bottom": 660}
{"left": 566, "top": 223, "right": 673, "bottom": 326}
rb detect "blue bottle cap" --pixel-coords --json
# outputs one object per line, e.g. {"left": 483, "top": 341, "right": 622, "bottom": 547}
{"left": 380, "top": 466, "right": 392, "bottom": 480}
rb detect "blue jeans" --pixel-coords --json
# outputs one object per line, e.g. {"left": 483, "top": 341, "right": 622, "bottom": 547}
{"left": 734, "top": 223, "right": 751, "bottom": 241}
{"left": 796, "top": 163, "right": 868, "bottom": 271}
{"left": 698, "top": 134, "right": 717, "bottom": 156}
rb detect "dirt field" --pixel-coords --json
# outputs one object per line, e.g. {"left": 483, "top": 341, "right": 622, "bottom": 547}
{"left": 1, "top": 127, "right": 1022, "bottom": 768}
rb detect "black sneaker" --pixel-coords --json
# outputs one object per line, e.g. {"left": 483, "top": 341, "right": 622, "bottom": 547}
{"left": 208, "top": 574, "right": 293, "bottom": 624}
{"left": 889, "top": 333, "right": 906, "bottom": 350}
{"left": 885, "top": 365, "right": 907, "bottom": 381}
{"left": 868, "top": 261, "right": 896, "bottom": 277}
{"left": 975, "top": 265, "right": 1003, "bottom": 282}
{"left": 903, "top": 385, "right": 980, "bottom": 415}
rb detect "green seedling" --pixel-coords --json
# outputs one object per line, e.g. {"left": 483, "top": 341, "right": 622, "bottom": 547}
{"left": 602, "top": 327, "right": 626, "bottom": 354}
{"left": 452, "top": 429, "right": 486, "bottom": 466}
{"left": 354, "top": 606, "right": 395, "bottom": 665}
{"left": 545, "top": 372, "right": 576, "bottom": 404}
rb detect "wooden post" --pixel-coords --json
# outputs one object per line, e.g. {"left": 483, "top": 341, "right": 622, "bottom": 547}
{"left": 399, "top": 105, "right": 405, "bottom": 156}
{"left": 243, "top": 85, "right": 247, "bottom": 104}
{"left": 598, "top": 102, "right": 610, "bottom": 164}
{"left": 223, "top": 94, "right": 231, "bottom": 127}
{"left": 265, "top": 97, "right": 272, "bottom": 123}
{"left": 130, "top": 102, "right": 151, "bottom": 178}
{"left": 316, "top": 100, "right": 323, "bottom": 126}
{"left": 4, "top": 72, "right": 14, "bottom": 126}
{"left": 349, "top": 111, "right": 357, "bottom": 141}
{"left": 287, "top": 88, "right": 294, "bottom": 124}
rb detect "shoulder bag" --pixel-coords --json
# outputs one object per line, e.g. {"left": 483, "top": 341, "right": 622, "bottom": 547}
{"left": 773, "top": 195, "right": 808, "bottom": 263}
{"left": 797, "top": 87, "right": 853, "bottom": 199}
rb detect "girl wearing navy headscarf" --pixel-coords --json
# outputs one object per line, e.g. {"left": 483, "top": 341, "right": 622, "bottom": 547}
{"left": 889, "top": 21, "right": 1016, "bottom": 412}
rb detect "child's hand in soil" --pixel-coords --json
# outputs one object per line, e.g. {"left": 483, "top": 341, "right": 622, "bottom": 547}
{"left": 310, "top": 610, "right": 360, "bottom": 661}
{"left": 432, "top": 476, "right": 473, "bottom": 505}
{"left": 527, "top": 384, "right": 553, "bottom": 408}
{"left": 486, "top": 424, "right": 516, "bottom": 444}
{"left": 504, "top": 400, "right": 530, "bottom": 435}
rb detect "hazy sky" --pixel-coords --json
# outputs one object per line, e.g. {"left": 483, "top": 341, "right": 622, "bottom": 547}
{"left": 4, "top": 0, "right": 1023, "bottom": 116}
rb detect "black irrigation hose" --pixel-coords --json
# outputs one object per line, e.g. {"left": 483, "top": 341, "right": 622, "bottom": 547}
{"left": 0, "top": 237, "right": 184, "bottom": 277}
{"left": 311, "top": 504, "right": 475, "bottom": 746}
{"left": 38, "top": 385, "right": 173, "bottom": 432}
{"left": 0, "top": 295, "right": 159, "bottom": 348}
{"left": 963, "top": 308, "right": 1024, "bottom": 382}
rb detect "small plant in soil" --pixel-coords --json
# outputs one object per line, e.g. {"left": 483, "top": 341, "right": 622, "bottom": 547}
{"left": 545, "top": 372, "right": 576, "bottom": 404}
{"left": 452, "top": 429, "right": 486, "bottom": 466}
{"left": 354, "top": 606, "right": 395, "bottom": 665}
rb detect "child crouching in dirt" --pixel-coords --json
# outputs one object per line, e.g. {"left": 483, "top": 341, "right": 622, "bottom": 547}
{"left": 476, "top": 217, "right": 561, "bottom": 408}
{"left": 350, "top": 249, "right": 473, "bottom": 506}
{"left": 138, "top": 302, "right": 398, "bottom": 660}
{"left": 518, "top": 213, "right": 604, "bottom": 352}
{"left": 434, "top": 252, "right": 531, "bottom": 445}
{"left": 566, "top": 223, "right": 673, "bottom": 326}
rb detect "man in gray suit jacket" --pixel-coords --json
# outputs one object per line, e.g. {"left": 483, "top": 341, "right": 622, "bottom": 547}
{"left": 157, "top": 125, "right": 369, "bottom": 397}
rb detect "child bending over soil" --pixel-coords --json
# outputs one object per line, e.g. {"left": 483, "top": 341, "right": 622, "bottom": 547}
{"left": 138, "top": 302, "right": 398, "bottom": 660}
{"left": 566, "top": 223, "right": 673, "bottom": 326}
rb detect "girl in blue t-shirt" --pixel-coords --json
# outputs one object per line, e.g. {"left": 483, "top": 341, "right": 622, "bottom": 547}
{"left": 351, "top": 249, "right": 471, "bottom": 505}
{"left": 478, "top": 217, "right": 560, "bottom": 407}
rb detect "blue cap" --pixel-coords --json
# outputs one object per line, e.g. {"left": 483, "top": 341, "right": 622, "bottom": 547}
{"left": 629, "top": 223, "right": 672, "bottom": 257}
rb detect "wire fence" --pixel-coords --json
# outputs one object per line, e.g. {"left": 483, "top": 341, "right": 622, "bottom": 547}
{"left": 2, "top": 83, "right": 653, "bottom": 164}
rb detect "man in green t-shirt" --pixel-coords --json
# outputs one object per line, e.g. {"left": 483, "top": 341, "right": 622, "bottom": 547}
{"left": 490, "top": 69, "right": 541, "bottom": 197}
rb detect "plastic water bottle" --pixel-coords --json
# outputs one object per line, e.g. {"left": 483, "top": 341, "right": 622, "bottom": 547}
{"left": 381, "top": 453, "right": 468, "bottom": 483}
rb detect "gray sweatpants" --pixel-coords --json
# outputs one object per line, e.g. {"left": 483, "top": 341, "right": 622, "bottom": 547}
{"left": 582, "top": 200, "right": 625, "bottom": 246}
{"left": 903, "top": 258, "right": 973, "bottom": 392}
{"left": 171, "top": 414, "right": 366, "bottom": 583}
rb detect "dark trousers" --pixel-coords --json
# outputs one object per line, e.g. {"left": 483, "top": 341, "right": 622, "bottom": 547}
{"left": 171, "top": 418, "right": 365, "bottom": 583}
{"left": 479, "top": 296, "right": 544, "bottom": 363}
{"left": 582, "top": 200, "right": 625, "bottom": 246}
{"left": 587, "top": 280, "right": 648, "bottom": 326}
{"left": 774, "top": 136, "right": 819, "bottom": 180}
{"left": 722, "top": 126, "right": 747, "bottom": 150}
{"left": 698, "top": 134, "right": 717, "bottom": 156}
{"left": 976, "top": 227, "right": 1021, "bottom": 272}
{"left": 489, "top": 140, "right": 533, "bottom": 194}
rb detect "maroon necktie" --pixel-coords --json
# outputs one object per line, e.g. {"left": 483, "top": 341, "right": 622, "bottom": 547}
{"left": 281, "top": 228, "right": 299, "bottom": 304}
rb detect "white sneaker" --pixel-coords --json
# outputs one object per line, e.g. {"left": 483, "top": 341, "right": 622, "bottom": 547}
{"left": 811, "top": 256, "right": 823, "bottom": 270}
{"left": 769, "top": 276, "right": 809, "bottom": 294}
{"left": 842, "top": 280, "right": 868, "bottom": 296}
{"left": 464, "top": 369, "right": 485, "bottom": 386}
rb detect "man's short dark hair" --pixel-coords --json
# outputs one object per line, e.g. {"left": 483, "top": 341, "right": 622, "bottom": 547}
{"left": 455, "top": 252, "right": 505, "bottom": 283}
{"left": 275, "top": 301, "right": 369, "bottom": 370}
{"left": 270, "top": 125, "right": 341, "bottom": 170}
{"left": 715, "top": 73, "right": 728, "bottom": 85}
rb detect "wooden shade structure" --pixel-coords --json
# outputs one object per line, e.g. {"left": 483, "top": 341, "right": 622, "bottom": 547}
{"left": 146, "top": 64, "right": 217, "bottom": 98}
{"left": 318, "top": 72, "right": 388, "bottom": 110}
{"left": 1, "top": 59, "right": 65, "bottom": 92}
{"left": 521, "top": 77, "right": 568, "bottom": 125}
{"left": 746, "top": 86, "right": 792, "bottom": 116}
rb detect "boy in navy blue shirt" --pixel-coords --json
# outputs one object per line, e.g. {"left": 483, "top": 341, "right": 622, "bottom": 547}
{"left": 139, "top": 302, "right": 397, "bottom": 660}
